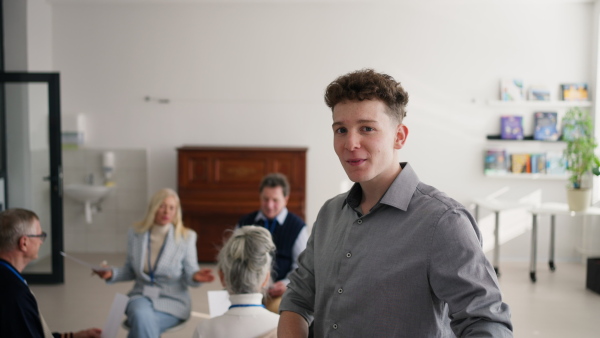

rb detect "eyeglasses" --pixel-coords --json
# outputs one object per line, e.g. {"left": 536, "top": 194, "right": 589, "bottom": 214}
{"left": 26, "top": 231, "right": 47, "bottom": 242}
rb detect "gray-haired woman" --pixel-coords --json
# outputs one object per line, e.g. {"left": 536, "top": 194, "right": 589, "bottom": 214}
{"left": 193, "top": 226, "right": 279, "bottom": 338}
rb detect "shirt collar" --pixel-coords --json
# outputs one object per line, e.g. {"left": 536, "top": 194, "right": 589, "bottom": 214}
{"left": 228, "top": 293, "right": 265, "bottom": 306}
{"left": 344, "top": 162, "right": 419, "bottom": 212}
{"left": 255, "top": 207, "right": 288, "bottom": 225}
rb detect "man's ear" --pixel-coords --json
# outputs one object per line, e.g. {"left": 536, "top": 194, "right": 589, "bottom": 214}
{"left": 17, "top": 236, "right": 28, "bottom": 252}
{"left": 394, "top": 124, "right": 409, "bottom": 150}
{"left": 262, "top": 272, "right": 271, "bottom": 288}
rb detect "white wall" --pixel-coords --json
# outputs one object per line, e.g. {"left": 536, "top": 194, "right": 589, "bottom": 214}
{"left": 46, "top": 0, "right": 596, "bottom": 260}
{"left": 63, "top": 148, "right": 147, "bottom": 253}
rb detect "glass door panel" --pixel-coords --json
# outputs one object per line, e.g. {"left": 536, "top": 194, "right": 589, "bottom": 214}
{"left": 1, "top": 73, "right": 63, "bottom": 283}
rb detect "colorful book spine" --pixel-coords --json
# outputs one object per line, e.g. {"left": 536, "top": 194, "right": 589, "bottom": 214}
{"left": 530, "top": 153, "right": 547, "bottom": 174}
{"left": 511, "top": 154, "right": 531, "bottom": 173}
{"left": 484, "top": 149, "right": 508, "bottom": 174}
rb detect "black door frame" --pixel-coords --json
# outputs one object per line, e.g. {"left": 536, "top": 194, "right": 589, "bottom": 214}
{"left": 0, "top": 72, "right": 64, "bottom": 284}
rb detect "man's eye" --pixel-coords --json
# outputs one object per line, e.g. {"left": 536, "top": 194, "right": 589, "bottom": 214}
{"left": 335, "top": 127, "right": 347, "bottom": 134}
{"left": 363, "top": 127, "right": 374, "bottom": 132}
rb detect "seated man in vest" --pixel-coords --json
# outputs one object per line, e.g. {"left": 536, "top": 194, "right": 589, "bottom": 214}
{"left": 237, "top": 173, "right": 309, "bottom": 313}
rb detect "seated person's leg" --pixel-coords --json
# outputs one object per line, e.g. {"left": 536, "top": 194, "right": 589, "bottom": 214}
{"left": 154, "top": 310, "right": 184, "bottom": 333}
{"left": 125, "top": 297, "right": 159, "bottom": 338}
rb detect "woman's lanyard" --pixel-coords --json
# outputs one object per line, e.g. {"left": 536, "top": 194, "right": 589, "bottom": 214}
{"left": 147, "top": 233, "right": 167, "bottom": 285}
{"left": 229, "top": 304, "right": 266, "bottom": 309}
{"left": 0, "top": 260, "right": 27, "bottom": 285}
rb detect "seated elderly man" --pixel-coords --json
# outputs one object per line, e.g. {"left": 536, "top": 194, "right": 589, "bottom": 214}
{"left": 0, "top": 208, "right": 102, "bottom": 338}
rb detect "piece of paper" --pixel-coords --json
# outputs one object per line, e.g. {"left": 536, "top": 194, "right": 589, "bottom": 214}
{"left": 102, "top": 293, "right": 129, "bottom": 338}
{"left": 208, "top": 290, "right": 231, "bottom": 318}
{"left": 60, "top": 251, "right": 112, "bottom": 271}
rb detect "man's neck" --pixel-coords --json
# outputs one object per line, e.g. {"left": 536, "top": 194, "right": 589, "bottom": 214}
{"left": 359, "top": 165, "right": 402, "bottom": 215}
{"left": 0, "top": 251, "right": 27, "bottom": 273}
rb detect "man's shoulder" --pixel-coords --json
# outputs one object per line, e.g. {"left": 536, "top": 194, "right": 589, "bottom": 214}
{"left": 284, "top": 211, "right": 305, "bottom": 225}
{"left": 414, "top": 181, "right": 464, "bottom": 212}
{"left": 0, "top": 268, "right": 34, "bottom": 300}
{"left": 238, "top": 211, "right": 260, "bottom": 226}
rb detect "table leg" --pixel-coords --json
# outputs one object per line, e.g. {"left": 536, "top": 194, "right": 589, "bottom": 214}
{"left": 494, "top": 211, "right": 500, "bottom": 276}
{"left": 530, "top": 214, "right": 538, "bottom": 283}
{"left": 549, "top": 214, "right": 556, "bottom": 272}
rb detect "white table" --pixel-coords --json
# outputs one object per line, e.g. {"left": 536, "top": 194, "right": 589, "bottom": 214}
{"left": 528, "top": 203, "right": 600, "bottom": 282}
{"left": 474, "top": 198, "right": 533, "bottom": 276}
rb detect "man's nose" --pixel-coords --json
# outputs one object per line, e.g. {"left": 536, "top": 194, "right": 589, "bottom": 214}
{"left": 345, "top": 131, "right": 361, "bottom": 151}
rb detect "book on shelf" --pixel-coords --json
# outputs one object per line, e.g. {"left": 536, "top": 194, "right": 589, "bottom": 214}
{"left": 546, "top": 151, "right": 567, "bottom": 175}
{"left": 528, "top": 85, "right": 551, "bottom": 101}
{"left": 530, "top": 153, "right": 547, "bottom": 174}
{"left": 501, "top": 115, "right": 524, "bottom": 140}
{"left": 561, "top": 83, "right": 588, "bottom": 101}
{"left": 500, "top": 78, "right": 525, "bottom": 101}
{"left": 510, "top": 154, "right": 531, "bottom": 173}
{"left": 484, "top": 149, "right": 508, "bottom": 174}
{"left": 533, "top": 112, "right": 559, "bottom": 141}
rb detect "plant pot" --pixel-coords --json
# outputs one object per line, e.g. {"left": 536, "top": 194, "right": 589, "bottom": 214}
{"left": 566, "top": 188, "right": 592, "bottom": 212}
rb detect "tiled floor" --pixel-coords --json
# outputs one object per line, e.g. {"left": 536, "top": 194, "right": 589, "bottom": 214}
{"left": 29, "top": 253, "right": 600, "bottom": 338}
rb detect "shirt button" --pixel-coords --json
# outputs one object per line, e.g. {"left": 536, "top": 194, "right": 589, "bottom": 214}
{"left": 338, "top": 288, "right": 343, "bottom": 294}
{"left": 346, "top": 252, "right": 351, "bottom": 258}
{"left": 333, "top": 324, "right": 338, "bottom": 330}
{"left": 357, "top": 219, "right": 363, "bottom": 225}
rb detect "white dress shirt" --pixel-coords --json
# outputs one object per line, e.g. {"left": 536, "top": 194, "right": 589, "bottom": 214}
{"left": 193, "top": 293, "right": 279, "bottom": 338}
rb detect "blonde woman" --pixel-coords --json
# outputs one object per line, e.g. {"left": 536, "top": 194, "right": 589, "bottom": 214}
{"left": 94, "top": 188, "right": 214, "bottom": 338}
{"left": 193, "top": 226, "right": 278, "bottom": 338}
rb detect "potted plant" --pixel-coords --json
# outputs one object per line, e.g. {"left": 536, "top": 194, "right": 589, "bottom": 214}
{"left": 562, "top": 107, "right": 600, "bottom": 211}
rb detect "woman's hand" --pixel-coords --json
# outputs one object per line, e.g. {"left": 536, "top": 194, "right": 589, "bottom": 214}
{"left": 73, "top": 328, "right": 102, "bottom": 338}
{"left": 92, "top": 262, "right": 112, "bottom": 280}
{"left": 193, "top": 268, "right": 215, "bottom": 283}
{"left": 92, "top": 269, "right": 113, "bottom": 280}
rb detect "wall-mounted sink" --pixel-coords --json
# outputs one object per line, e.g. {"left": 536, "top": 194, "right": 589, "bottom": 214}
{"left": 64, "top": 184, "right": 112, "bottom": 203}
{"left": 64, "top": 184, "right": 113, "bottom": 224}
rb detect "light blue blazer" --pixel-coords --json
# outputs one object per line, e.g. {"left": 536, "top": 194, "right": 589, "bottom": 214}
{"left": 108, "top": 225, "right": 201, "bottom": 320}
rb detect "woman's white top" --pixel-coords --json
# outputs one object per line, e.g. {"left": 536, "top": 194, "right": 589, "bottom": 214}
{"left": 143, "top": 223, "right": 170, "bottom": 273}
{"left": 193, "top": 293, "right": 279, "bottom": 338}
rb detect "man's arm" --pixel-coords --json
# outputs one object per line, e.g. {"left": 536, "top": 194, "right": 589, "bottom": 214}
{"left": 430, "top": 208, "right": 513, "bottom": 337}
{"left": 278, "top": 223, "right": 316, "bottom": 333}
{"left": 273, "top": 224, "right": 309, "bottom": 294}
{"left": 278, "top": 311, "right": 309, "bottom": 338}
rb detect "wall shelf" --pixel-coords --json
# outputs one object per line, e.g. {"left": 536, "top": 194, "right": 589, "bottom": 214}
{"left": 486, "top": 100, "right": 592, "bottom": 108}
{"left": 484, "top": 173, "right": 568, "bottom": 180}
{"left": 486, "top": 135, "right": 565, "bottom": 142}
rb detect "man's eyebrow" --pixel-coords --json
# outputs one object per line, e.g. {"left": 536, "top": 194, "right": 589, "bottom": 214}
{"left": 332, "top": 119, "right": 378, "bottom": 127}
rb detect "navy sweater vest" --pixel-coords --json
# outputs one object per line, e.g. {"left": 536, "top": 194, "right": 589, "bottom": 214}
{"left": 238, "top": 211, "right": 305, "bottom": 281}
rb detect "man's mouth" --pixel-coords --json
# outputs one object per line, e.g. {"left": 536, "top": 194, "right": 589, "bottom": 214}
{"left": 347, "top": 159, "right": 366, "bottom": 166}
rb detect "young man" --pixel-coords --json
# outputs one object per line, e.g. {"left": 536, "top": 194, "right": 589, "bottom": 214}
{"left": 0, "top": 208, "right": 102, "bottom": 338}
{"left": 237, "top": 173, "right": 309, "bottom": 311}
{"left": 278, "top": 69, "right": 513, "bottom": 337}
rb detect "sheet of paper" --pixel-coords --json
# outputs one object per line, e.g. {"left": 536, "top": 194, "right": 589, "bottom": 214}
{"left": 101, "top": 293, "right": 129, "bottom": 338}
{"left": 60, "top": 251, "right": 112, "bottom": 271}
{"left": 208, "top": 290, "right": 231, "bottom": 318}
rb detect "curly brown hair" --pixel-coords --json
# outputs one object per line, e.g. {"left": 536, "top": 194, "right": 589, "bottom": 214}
{"left": 324, "top": 69, "right": 409, "bottom": 123}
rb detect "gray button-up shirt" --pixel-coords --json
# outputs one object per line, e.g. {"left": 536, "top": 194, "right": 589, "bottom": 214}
{"left": 280, "top": 163, "right": 512, "bottom": 337}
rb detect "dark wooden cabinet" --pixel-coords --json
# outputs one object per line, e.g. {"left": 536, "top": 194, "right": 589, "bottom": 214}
{"left": 177, "top": 146, "right": 307, "bottom": 262}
